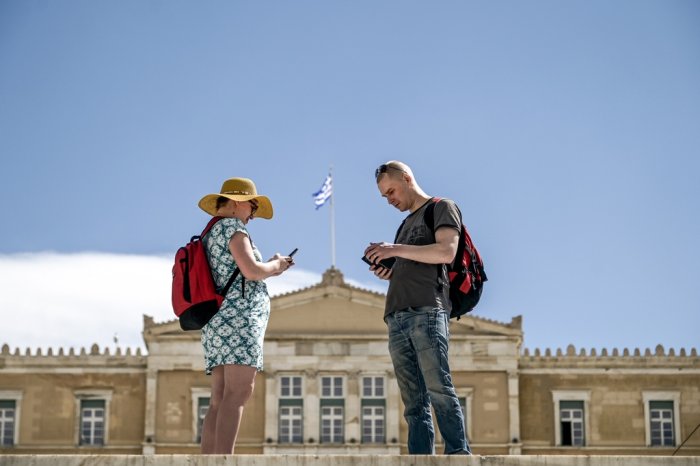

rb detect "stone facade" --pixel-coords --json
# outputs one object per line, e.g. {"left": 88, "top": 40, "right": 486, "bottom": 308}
{"left": 0, "top": 268, "right": 698, "bottom": 456}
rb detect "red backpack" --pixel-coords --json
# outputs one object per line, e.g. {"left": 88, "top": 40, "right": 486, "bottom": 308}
{"left": 171, "top": 217, "right": 241, "bottom": 330}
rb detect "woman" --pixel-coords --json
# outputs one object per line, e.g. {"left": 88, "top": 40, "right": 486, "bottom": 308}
{"left": 196, "top": 177, "right": 293, "bottom": 454}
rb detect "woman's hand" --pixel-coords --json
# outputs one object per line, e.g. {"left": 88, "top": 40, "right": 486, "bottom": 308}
{"left": 269, "top": 253, "right": 294, "bottom": 276}
{"left": 230, "top": 233, "right": 294, "bottom": 280}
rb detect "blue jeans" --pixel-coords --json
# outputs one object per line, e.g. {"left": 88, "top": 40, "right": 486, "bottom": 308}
{"left": 386, "top": 306, "right": 470, "bottom": 455}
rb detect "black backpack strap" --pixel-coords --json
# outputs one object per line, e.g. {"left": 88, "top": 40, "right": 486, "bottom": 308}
{"left": 422, "top": 199, "right": 445, "bottom": 290}
{"left": 425, "top": 197, "right": 463, "bottom": 235}
{"left": 220, "top": 268, "right": 241, "bottom": 296}
{"left": 424, "top": 200, "right": 436, "bottom": 235}
{"left": 425, "top": 198, "right": 467, "bottom": 290}
{"left": 393, "top": 219, "right": 407, "bottom": 244}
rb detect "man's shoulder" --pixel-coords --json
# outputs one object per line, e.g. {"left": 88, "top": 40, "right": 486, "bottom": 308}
{"left": 431, "top": 197, "right": 460, "bottom": 215}
{"left": 433, "top": 196, "right": 458, "bottom": 207}
{"left": 430, "top": 197, "right": 462, "bottom": 229}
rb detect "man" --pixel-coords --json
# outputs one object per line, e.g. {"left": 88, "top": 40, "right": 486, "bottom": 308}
{"left": 364, "top": 160, "right": 470, "bottom": 455}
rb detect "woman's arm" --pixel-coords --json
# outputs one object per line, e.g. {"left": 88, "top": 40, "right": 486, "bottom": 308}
{"left": 229, "top": 231, "right": 291, "bottom": 281}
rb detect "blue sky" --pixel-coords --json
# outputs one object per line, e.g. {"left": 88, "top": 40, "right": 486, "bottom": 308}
{"left": 1, "top": 1, "right": 698, "bottom": 353}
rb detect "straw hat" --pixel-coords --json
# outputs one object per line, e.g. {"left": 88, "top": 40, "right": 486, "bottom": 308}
{"left": 198, "top": 178, "right": 273, "bottom": 219}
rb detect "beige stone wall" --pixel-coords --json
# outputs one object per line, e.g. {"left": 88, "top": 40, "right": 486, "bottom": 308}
{"left": 0, "top": 362, "right": 146, "bottom": 453}
{"left": 155, "top": 370, "right": 208, "bottom": 444}
{"left": 453, "top": 371, "right": 510, "bottom": 449}
{"left": 519, "top": 363, "right": 700, "bottom": 455}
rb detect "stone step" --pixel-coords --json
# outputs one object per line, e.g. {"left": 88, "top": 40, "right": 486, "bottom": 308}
{"left": 1, "top": 456, "right": 699, "bottom": 466}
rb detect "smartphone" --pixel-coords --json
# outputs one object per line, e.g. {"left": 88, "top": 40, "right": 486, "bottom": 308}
{"left": 361, "top": 255, "right": 396, "bottom": 270}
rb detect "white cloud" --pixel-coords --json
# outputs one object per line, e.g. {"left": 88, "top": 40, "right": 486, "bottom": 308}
{"left": 0, "top": 252, "right": 385, "bottom": 354}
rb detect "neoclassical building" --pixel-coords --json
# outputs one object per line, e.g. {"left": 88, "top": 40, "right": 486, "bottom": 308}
{"left": 1, "top": 268, "right": 698, "bottom": 456}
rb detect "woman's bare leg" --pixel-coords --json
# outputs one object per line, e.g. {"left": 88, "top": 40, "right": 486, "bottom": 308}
{"left": 200, "top": 366, "right": 225, "bottom": 454}
{"left": 213, "top": 364, "right": 257, "bottom": 454}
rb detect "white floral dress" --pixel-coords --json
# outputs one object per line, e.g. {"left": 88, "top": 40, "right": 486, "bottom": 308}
{"left": 201, "top": 217, "right": 270, "bottom": 374}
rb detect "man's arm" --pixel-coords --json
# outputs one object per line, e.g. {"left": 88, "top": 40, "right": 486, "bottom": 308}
{"left": 364, "top": 226, "right": 459, "bottom": 265}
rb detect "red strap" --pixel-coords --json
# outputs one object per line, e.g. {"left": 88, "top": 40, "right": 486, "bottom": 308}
{"left": 201, "top": 216, "right": 223, "bottom": 237}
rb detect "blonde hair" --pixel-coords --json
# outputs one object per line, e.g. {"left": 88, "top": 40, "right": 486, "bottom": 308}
{"left": 375, "top": 160, "right": 413, "bottom": 182}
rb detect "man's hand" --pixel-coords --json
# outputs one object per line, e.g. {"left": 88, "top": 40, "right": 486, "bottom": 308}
{"left": 370, "top": 263, "right": 392, "bottom": 280}
{"left": 363, "top": 242, "right": 396, "bottom": 281}
{"left": 364, "top": 242, "right": 396, "bottom": 264}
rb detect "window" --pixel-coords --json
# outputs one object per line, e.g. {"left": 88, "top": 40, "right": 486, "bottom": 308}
{"left": 0, "top": 391, "right": 21, "bottom": 448}
{"left": 279, "top": 376, "right": 303, "bottom": 444}
{"left": 190, "top": 388, "right": 211, "bottom": 444}
{"left": 362, "top": 376, "right": 384, "bottom": 398}
{"left": 280, "top": 376, "right": 303, "bottom": 398}
{"left": 643, "top": 391, "right": 680, "bottom": 448}
{"left": 196, "top": 397, "right": 210, "bottom": 443}
{"left": 279, "top": 404, "right": 303, "bottom": 444}
{"left": 321, "top": 404, "right": 344, "bottom": 444}
{"left": 560, "top": 400, "right": 585, "bottom": 446}
{"left": 551, "top": 390, "right": 590, "bottom": 448}
{"left": 0, "top": 400, "right": 16, "bottom": 446}
{"left": 74, "top": 390, "right": 111, "bottom": 447}
{"left": 320, "top": 376, "right": 344, "bottom": 444}
{"left": 80, "top": 399, "right": 105, "bottom": 446}
{"left": 321, "top": 376, "right": 343, "bottom": 398}
{"left": 361, "top": 376, "right": 385, "bottom": 444}
{"left": 361, "top": 405, "right": 384, "bottom": 444}
{"left": 649, "top": 401, "right": 675, "bottom": 446}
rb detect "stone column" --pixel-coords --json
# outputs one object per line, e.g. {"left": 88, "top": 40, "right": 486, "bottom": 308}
{"left": 386, "top": 370, "right": 401, "bottom": 447}
{"left": 346, "top": 371, "right": 360, "bottom": 445}
{"left": 304, "top": 369, "right": 319, "bottom": 444}
{"left": 142, "top": 367, "right": 158, "bottom": 455}
{"left": 264, "top": 371, "right": 278, "bottom": 452}
{"left": 507, "top": 369, "right": 522, "bottom": 454}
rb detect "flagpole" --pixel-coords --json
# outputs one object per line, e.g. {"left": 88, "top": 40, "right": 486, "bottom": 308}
{"left": 330, "top": 165, "right": 336, "bottom": 268}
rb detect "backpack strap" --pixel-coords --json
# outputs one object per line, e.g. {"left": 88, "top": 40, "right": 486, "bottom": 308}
{"left": 424, "top": 198, "right": 468, "bottom": 291}
{"left": 220, "top": 269, "right": 241, "bottom": 297}
{"left": 393, "top": 219, "right": 407, "bottom": 244}
{"left": 428, "top": 200, "right": 485, "bottom": 287}
{"left": 394, "top": 197, "right": 437, "bottom": 243}
{"left": 200, "top": 216, "right": 245, "bottom": 298}
{"left": 423, "top": 199, "right": 444, "bottom": 290}
{"left": 201, "top": 216, "right": 223, "bottom": 238}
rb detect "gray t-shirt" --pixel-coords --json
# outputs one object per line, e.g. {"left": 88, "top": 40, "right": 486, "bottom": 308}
{"left": 384, "top": 198, "right": 462, "bottom": 319}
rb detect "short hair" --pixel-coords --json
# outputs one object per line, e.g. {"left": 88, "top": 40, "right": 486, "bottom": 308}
{"left": 375, "top": 160, "right": 412, "bottom": 182}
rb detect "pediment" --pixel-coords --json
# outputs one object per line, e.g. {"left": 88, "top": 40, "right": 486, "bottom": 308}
{"left": 143, "top": 268, "right": 522, "bottom": 345}
{"left": 449, "top": 313, "right": 523, "bottom": 339}
{"left": 267, "top": 280, "right": 387, "bottom": 339}
{"left": 266, "top": 268, "right": 522, "bottom": 341}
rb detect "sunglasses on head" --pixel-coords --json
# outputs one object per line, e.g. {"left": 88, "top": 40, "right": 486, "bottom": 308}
{"left": 374, "top": 164, "right": 405, "bottom": 180}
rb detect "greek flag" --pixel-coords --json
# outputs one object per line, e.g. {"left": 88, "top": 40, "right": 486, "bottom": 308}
{"left": 312, "top": 174, "right": 333, "bottom": 209}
